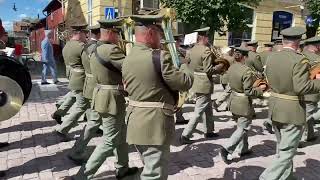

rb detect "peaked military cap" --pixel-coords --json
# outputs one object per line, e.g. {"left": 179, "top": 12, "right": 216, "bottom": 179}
{"left": 264, "top": 42, "right": 274, "bottom": 47}
{"left": 280, "top": 27, "right": 306, "bottom": 39}
{"left": 70, "top": 23, "right": 88, "bottom": 31}
{"left": 88, "top": 24, "right": 100, "bottom": 31}
{"left": 247, "top": 40, "right": 258, "bottom": 46}
{"left": 194, "top": 27, "right": 210, "bottom": 36}
{"left": 305, "top": 36, "right": 320, "bottom": 45}
{"left": 98, "top": 19, "right": 123, "bottom": 29}
{"left": 130, "top": 14, "right": 163, "bottom": 27}
{"left": 234, "top": 45, "right": 249, "bottom": 52}
{"left": 234, "top": 45, "right": 249, "bottom": 56}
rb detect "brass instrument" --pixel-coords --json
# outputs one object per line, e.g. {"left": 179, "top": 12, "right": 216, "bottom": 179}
{"left": 309, "top": 63, "right": 320, "bottom": 80}
{"left": 210, "top": 45, "right": 230, "bottom": 73}
{"left": 161, "top": 8, "right": 187, "bottom": 109}
{"left": 122, "top": 17, "right": 135, "bottom": 55}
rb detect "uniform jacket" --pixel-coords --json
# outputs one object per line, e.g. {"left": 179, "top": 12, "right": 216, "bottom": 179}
{"left": 265, "top": 48, "right": 320, "bottom": 125}
{"left": 220, "top": 55, "right": 235, "bottom": 85}
{"left": 228, "top": 62, "right": 263, "bottom": 116}
{"left": 62, "top": 40, "right": 85, "bottom": 90}
{"left": 245, "top": 51, "right": 264, "bottom": 73}
{"left": 259, "top": 50, "right": 272, "bottom": 67}
{"left": 188, "top": 44, "right": 217, "bottom": 94}
{"left": 81, "top": 39, "right": 98, "bottom": 99}
{"left": 302, "top": 49, "right": 320, "bottom": 102}
{"left": 90, "top": 41, "right": 126, "bottom": 115}
{"left": 122, "top": 43, "right": 194, "bottom": 145}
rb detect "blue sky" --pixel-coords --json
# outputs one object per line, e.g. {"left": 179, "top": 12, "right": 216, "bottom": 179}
{"left": 0, "top": 0, "right": 51, "bottom": 31}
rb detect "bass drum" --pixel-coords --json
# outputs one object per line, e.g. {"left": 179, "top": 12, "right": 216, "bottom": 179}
{"left": 0, "top": 55, "right": 32, "bottom": 103}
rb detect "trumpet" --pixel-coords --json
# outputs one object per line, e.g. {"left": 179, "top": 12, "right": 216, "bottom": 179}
{"left": 309, "top": 62, "right": 320, "bottom": 80}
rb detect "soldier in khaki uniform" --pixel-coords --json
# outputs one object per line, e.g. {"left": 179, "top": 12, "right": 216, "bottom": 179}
{"left": 260, "top": 42, "right": 274, "bottom": 67}
{"left": 245, "top": 40, "right": 264, "bottom": 73}
{"left": 220, "top": 46, "right": 266, "bottom": 164}
{"left": 174, "top": 34, "right": 189, "bottom": 125}
{"left": 68, "top": 25, "right": 103, "bottom": 164}
{"left": 53, "top": 24, "right": 88, "bottom": 141}
{"left": 73, "top": 19, "right": 138, "bottom": 180}
{"left": 300, "top": 36, "right": 320, "bottom": 143}
{"left": 259, "top": 27, "right": 320, "bottom": 180}
{"left": 180, "top": 27, "right": 224, "bottom": 144}
{"left": 122, "top": 15, "right": 193, "bottom": 180}
{"left": 213, "top": 46, "right": 235, "bottom": 112}
{"left": 260, "top": 42, "right": 275, "bottom": 134}
{"left": 52, "top": 25, "right": 88, "bottom": 124}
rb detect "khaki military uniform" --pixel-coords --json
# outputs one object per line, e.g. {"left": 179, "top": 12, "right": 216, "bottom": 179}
{"left": 259, "top": 50, "right": 273, "bottom": 130}
{"left": 175, "top": 48, "right": 188, "bottom": 123}
{"left": 245, "top": 51, "right": 264, "bottom": 73}
{"left": 215, "top": 55, "right": 234, "bottom": 107}
{"left": 68, "top": 39, "right": 100, "bottom": 161}
{"left": 74, "top": 41, "right": 129, "bottom": 180}
{"left": 224, "top": 62, "right": 263, "bottom": 154}
{"left": 182, "top": 44, "right": 218, "bottom": 138}
{"left": 260, "top": 48, "right": 320, "bottom": 180}
{"left": 123, "top": 43, "right": 193, "bottom": 179}
{"left": 55, "top": 40, "right": 88, "bottom": 135}
{"left": 302, "top": 50, "right": 320, "bottom": 141}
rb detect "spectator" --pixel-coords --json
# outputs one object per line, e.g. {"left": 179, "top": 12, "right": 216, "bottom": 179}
{"left": 41, "top": 30, "right": 59, "bottom": 85}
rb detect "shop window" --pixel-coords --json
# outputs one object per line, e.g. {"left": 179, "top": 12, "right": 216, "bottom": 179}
{"left": 272, "top": 11, "right": 293, "bottom": 41}
{"left": 228, "top": 6, "right": 254, "bottom": 46}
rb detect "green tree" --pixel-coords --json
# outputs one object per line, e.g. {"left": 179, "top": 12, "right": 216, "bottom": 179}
{"left": 306, "top": 0, "right": 320, "bottom": 36}
{"left": 160, "top": 0, "right": 261, "bottom": 36}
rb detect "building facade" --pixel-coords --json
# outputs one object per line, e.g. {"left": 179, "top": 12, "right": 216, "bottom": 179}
{"left": 214, "top": 0, "right": 306, "bottom": 49}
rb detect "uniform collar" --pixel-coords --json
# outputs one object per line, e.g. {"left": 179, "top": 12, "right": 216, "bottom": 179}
{"left": 282, "top": 47, "right": 297, "bottom": 52}
{"left": 134, "top": 42, "right": 153, "bottom": 50}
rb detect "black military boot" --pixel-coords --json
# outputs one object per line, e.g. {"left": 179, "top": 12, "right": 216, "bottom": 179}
{"left": 116, "top": 167, "right": 139, "bottom": 179}
{"left": 179, "top": 136, "right": 194, "bottom": 145}
{"left": 204, "top": 132, "right": 219, "bottom": 138}
{"left": 51, "top": 113, "right": 62, "bottom": 124}
{"left": 220, "top": 147, "right": 231, "bottom": 164}
{"left": 263, "top": 121, "right": 274, "bottom": 134}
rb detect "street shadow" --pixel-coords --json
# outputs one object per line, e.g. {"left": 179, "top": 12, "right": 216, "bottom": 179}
{"left": 217, "top": 125, "right": 265, "bottom": 140}
{"left": 0, "top": 121, "right": 56, "bottom": 134}
{"left": 169, "top": 143, "right": 221, "bottom": 175}
{"left": 208, "top": 165, "right": 265, "bottom": 180}
{"left": 26, "top": 82, "right": 70, "bottom": 104}
{"left": 94, "top": 168, "right": 143, "bottom": 180}
{"left": 6, "top": 149, "right": 77, "bottom": 179}
{"left": 4, "top": 128, "right": 82, "bottom": 151}
{"left": 295, "top": 159, "right": 320, "bottom": 179}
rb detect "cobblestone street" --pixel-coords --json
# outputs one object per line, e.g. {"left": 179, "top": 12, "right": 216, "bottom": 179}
{"left": 1, "top": 78, "right": 320, "bottom": 180}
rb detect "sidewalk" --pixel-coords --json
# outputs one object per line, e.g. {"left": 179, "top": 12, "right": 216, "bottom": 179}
{"left": 1, "top": 78, "right": 320, "bottom": 180}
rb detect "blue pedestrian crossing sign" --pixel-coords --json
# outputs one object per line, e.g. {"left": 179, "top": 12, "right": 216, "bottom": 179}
{"left": 105, "top": 7, "right": 115, "bottom": 20}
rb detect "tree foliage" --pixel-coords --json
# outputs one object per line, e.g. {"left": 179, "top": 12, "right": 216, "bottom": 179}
{"left": 306, "top": 0, "right": 320, "bottom": 19}
{"left": 160, "top": 0, "right": 261, "bottom": 34}
{"left": 306, "top": 0, "right": 320, "bottom": 36}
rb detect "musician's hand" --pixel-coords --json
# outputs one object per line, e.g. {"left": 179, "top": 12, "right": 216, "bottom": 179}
{"left": 215, "top": 63, "right": 224, "bottom": 72}
{"left": 259, "top": 84, "right": 267, "bottom": 91}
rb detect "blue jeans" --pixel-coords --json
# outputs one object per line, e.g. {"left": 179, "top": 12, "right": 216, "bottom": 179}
{"left": 41, "top": 61, "right": 57, "bottom": 83}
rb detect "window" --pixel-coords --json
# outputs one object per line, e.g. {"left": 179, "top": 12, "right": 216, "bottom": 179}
{"left": 87, "top": 0, "right": 93, "bottom": 26}
{"left": 228, "top": 6, "right": 255, "bottom": 46}
{"left": 272, "top": 11, "right": 293, "bottom": 41}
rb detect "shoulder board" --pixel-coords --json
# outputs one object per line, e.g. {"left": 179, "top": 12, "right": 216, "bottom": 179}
{"left": 300, "top": 58, "right": 309, "bottom": 64}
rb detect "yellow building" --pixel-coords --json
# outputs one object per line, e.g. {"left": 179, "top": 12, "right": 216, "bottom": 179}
{"left": 214, "top": 0, "right": 306, "bottom": 49}
{"left": 62, "top": 0, "right": 308, "bottom": 49}
{"left": 64, "top": 0, "right": 134, "bottom": 27}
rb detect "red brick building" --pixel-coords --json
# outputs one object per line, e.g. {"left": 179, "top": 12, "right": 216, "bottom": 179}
{"left": 29, "top": 18, "right": 46, "bottom": 54}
